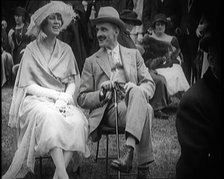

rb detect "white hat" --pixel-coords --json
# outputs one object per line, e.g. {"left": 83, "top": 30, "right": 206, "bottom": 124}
{"left": 26, "top": 1, "right": 76, "bottom": 37}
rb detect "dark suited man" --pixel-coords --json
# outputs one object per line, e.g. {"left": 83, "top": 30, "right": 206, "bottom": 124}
{"left": 176, "top": 0, "right": 202, "bottom": 84}
{"left": 77, "top": 6, "right": 155, "bottom": 179}
{"left": 175, "top": 30, "right": 221, "bottom": 179}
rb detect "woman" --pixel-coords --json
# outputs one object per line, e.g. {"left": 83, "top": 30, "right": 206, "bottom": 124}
{"left": 1, "top": 47, "right": 13, "bottom": 87}
{"left": 142, "top": 13, "right": 190, "bottom": 96}
{"left": 2, "top": 1, "right": 90, "bottom": 179}
{"left": 8, "top": 7, "right": 31, "bottom": 67}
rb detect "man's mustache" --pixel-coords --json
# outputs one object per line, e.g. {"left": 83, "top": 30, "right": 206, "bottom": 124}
{"left": 97, "top": 35, "right": 106, "bottom": 41}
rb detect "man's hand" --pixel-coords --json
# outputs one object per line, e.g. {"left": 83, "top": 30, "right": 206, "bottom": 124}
{"left": 99, "top": 88, "right": 113, "bottom": 102}
{"left": 124, "top": 82, "right": 136, "bottom": 94}
{"left": 100, "top": 80, "right": 114, "bottom": 91}
{"left": 99, "top": 80, "right": 114, "bottom": 102}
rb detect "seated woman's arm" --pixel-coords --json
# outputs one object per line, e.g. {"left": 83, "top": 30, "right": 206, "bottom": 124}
{"left": 26, "top": 83, "right": 74, "bottom": 104}
{"left": 65, "top": 82, "right": 76, "bottom": 96}
{"left": 26, "top": 84, "right": 59, "bottom": 100}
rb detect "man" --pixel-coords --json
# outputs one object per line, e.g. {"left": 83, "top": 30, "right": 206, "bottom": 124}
{"left": 175, "top": 30, "right": 221, "bottom": 178}
{"left": 78, "top": 6, "right": 155, "bottom": 179}
{"left": 119, "top": 9, "right": 170, "bottom": 119}
{"left": 176, "top": 0, "right": 202, "bottom": 84}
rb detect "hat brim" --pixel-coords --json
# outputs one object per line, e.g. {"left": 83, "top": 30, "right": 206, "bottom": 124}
{"left": 92, "top": 17, "right": 126, "bottom": 31}
{"left": 152, "top": 18, "right": 168, "bottom": 26}
{"left": 121, "top": 18, "right": 142, "bottom": 26}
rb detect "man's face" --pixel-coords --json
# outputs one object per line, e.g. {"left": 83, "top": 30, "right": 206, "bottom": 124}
{"left": 96, "top": 22, "right": 119, "bottom": 49}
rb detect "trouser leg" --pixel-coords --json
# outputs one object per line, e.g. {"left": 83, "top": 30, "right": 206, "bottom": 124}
{"left": 105, "top": 86, "right": 154, "bottom": 166}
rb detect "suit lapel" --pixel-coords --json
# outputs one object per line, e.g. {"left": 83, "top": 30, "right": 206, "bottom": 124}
{"left": 96, "top": 48, "right": 111, "bottom": 79}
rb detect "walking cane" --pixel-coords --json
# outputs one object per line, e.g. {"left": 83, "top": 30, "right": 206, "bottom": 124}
{"left": 113, "top": 84, "right": 121, "bottom": 179}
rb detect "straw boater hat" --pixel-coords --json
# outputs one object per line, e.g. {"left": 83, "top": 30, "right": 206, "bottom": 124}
{"left": 91, "top": 6, "right": 125, "bottom": 31}
{"left": 26, "top": 1, "right": 76, "bottom": 37}
{"left": 120, "top": 9, "right": 142, "bottom": 26}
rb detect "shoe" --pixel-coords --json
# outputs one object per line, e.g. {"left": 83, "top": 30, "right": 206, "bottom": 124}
{"left": 154, "top": 110, "right": 169, "bottom": 119}
{"left": 110, "top": 145, "right": 134, "bottom": 173}
{"left": 136, "top": 167, "right": 150, "bottom": 179}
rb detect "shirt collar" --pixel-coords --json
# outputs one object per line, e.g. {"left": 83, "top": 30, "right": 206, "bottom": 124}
{"left": 106, "top": 43, "right": 120, "bottom": 55}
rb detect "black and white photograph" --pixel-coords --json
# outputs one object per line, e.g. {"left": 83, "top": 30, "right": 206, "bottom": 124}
{"left": 1, "top": 0, "right": 222, "bottom": 178}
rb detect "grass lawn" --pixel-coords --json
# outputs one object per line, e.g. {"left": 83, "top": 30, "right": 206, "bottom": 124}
{"left": 1, "top": 84, "right": 181, "bottom": 179}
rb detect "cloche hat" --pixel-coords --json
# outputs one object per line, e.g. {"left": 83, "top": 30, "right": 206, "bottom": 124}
{"left": 152, "top": 13, "right": 168, "bottom": 27}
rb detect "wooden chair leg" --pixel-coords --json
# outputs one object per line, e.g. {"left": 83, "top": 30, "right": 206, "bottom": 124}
{"left": 95, "top": 140, "right": 100, "bottom": 162}
{"left": 106, "top": 134, "right": 109, "bottom": 178}
{"left": 39, "top": 157, "right": 42, "bottom": 177}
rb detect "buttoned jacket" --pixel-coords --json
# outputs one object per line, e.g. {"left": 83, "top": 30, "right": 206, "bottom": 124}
{"left": 78, "top": 44, "right": 155, "bottom": 141}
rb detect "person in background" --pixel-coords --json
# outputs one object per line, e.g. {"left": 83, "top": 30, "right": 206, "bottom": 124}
{"left": 58, "top": 1, "right": 91, "bottom": 73}
{"left": 1, "top": 47, "right": 13, "bottom": 87}
{"left": 1, "top": 19, "right": 10, "bottom": 53}
{"left": 78, "top": 6, "right": 155, "bottom": 179}
{"left": 118, "top": 9, "right": 142, "bottom": 49}
{"left": 129, "top": 0, "right": 144, "bottom": 45}
{"left": 151, "top": 0, "right": 179, "bottom": 35}
{"left": 142, "top": 13, "right": 190, "bottom": 97}
{"left": 176, "top": 0, "right": 203, "bottom": 85}
{"left": 8, "top": 6, "right": 31, "bottom": 80}
{"left": 120, "top": 9, "right": 170, "bottom": 119}
{"left": 175, "top": 30, "right": 221, "bottom": 179}
{"left": 2, "top": 1, "right": 90, "bottom": 179}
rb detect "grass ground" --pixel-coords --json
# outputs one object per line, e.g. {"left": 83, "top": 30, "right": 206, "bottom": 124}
{"left": 1, "top": 83, "right": 181, "bottom": 179}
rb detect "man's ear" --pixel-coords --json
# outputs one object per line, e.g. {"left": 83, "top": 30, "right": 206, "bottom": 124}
{"left": 115, "top": 26, "right": 120, "bottom": 35}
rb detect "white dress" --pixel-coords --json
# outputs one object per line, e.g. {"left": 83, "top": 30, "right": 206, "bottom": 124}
{"left": 156, "top": 63, "right": 190, "bottom": 95}
{"left": 2, "top": 39, "right": 90, "bottom": 179}
{"left": 151, "top": 34, "right": 190, "bottom": 95}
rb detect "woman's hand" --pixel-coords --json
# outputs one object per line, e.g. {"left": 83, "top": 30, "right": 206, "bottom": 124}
{"left": 55, "top": 99, "right": 67, "bottom": 113}
{"left": 58, "top": 92, "right": 74, "bottom": 104}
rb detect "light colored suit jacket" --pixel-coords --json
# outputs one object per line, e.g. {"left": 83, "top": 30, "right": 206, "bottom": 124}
{"left": 78, "top": 44, "right": 155, "bottom": 141}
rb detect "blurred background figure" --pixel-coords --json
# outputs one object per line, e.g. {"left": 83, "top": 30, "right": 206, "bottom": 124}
{"left": 1, "top": 47, "right": 13, "bottom": 87}
{"left": 151, "top": 0, "right": 179, "bottom": 36}
{"left": 129, "top": 0, "right": 144, "bottom": 45}
{"left": 2, "top": 19, "right": 11, "bottom": 53}
{"left": 143, "top": 0, "right": 179, "bottom": 36}
{"left": 142, "top": 13, "right": 189, "bottom": 97}
{"left": 176, "top": 0, "right": 203, "bottom": 85}
{"left": 176, "top": 1, "right": 221, "bottom": 177}
{"left": 176, "top": 30, "right": 221, "bottom": 179}
{"left": 119, "top": 9, "right": 142, "bottom": 49}
{"left": 119, "top": 9, "right": 170, "bottom": 119}
{"left": 8, "top": 6, "right": 31, "bottom": 81}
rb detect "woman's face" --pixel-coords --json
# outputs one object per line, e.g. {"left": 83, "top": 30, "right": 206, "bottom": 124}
{"left": 154, "top": 21, "right": 166, "bottom": 35}
{"left": 43, "top": 13, "right": 63, "bottom": 37}
{"left": 14, "top": 15, "right": 24, "bottom": 25}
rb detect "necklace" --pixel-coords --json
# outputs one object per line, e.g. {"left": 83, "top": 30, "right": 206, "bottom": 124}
{"left": 15, "top": 25, "right": 24, "bottom": 46}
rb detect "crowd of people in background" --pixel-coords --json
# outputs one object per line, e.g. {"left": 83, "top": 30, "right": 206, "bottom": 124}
{"left": 2, "top": 0, "right": 217, "bottom": 117}
{"left": 1, "top": 0, "right": 216, "bottom": 86}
